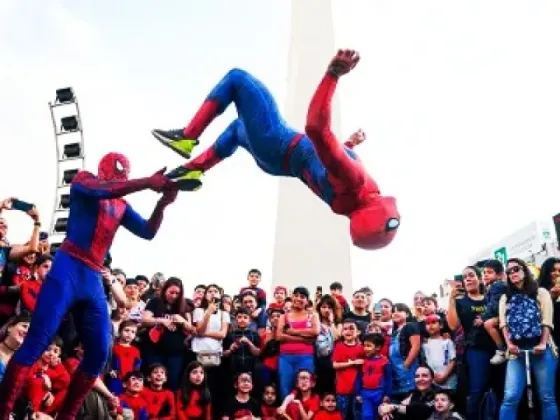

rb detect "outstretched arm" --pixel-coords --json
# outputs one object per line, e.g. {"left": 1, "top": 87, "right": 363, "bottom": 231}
{"left": 71, "top": 169, "right": 169, "bottom": 200}
{"left": 120, "top": 189, "right": 177, "bottom": 240}
{"left": 305, "top": 50, "right": 364, "bottom": 187}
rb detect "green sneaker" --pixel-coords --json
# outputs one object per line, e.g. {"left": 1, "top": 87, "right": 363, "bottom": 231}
{"left": 152, "top": 128, "right": 199, "bottom": 159}
{"left": 165, "top": 166, "right": 204, "bottom": 191}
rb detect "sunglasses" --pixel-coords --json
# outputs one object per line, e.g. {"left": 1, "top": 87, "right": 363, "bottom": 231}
{"left": 506, "top": 266, "right": 522, "bottom": 276}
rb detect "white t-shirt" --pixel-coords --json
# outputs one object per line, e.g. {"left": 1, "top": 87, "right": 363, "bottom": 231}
{"left": 191, "top": 308, "right": 230, "bottom": 353}
{"left": 128, "top": 300, "right": 146, "bottom": 322}
{"left": 422, "top": 337, "right": 457, "bottom": 390}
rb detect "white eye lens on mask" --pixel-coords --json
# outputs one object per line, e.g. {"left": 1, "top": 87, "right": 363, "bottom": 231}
{"left": 386, "top": 218, "right": 400, "bottom": 230}
{"left": 115, "top": 160, "right": 125, "bottom": 172}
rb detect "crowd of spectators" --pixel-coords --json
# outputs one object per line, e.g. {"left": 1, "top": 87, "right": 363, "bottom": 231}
{"left": 0, "top": 199, "right": 559, "bottom": 420}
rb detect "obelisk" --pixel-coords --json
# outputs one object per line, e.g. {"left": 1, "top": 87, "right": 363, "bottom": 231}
{"left": 271, "top": 0, "right": 352, "bottom": 294}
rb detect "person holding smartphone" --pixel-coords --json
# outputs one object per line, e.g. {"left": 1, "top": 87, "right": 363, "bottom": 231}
{"left": 446, "top": 266, "right": 494, "bottom": 420}
{"left": 0, "top": 198, "right": 41, "bottom": 326}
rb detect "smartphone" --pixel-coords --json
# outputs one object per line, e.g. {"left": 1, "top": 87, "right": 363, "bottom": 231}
{"left": 11, "top": 199, "right": 34, "bottom": 213}
{"left": 374, "top": 302, "right": 382, "bottom": 315}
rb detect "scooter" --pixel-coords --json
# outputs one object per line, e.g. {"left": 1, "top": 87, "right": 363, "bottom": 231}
{"left": 519, "top": 349, "right": 536, "bottom": 420}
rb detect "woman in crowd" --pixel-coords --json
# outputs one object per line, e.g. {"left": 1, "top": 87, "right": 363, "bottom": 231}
{"left": 276, "top": 286, "right": 320, "bottom": 399}
{"left": 141, "top": 277, "right": 193, "bottom": 390}
{"left": 0, "top": 314, "right": 30, "bottom": 382}
{"left": 378, "top": 365, "right": 436, "bottom": 419}
{"left": 537, "top": 256, "right": 560, "bottom": 406}
{"left": 447, "top": 265, "right": 494, "bottom": 420}
{"left": 191, "top": 283, "right": 230, "bottom": 419}
{"left": 499, "top": 258, "right": 558, "bottom": 420}
{"left": 389, "top": 303, "right": 421, "bottom": 400}
{"left": 314, "top": 294, "right": 340, "bottom": 394}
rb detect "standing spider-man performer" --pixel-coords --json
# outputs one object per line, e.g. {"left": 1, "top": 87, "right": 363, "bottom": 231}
{"left": 152, "top": 49, "right": 400, "bottom": 250}
{"left": 0, "top": 153, "right": 177, "bottom": 420}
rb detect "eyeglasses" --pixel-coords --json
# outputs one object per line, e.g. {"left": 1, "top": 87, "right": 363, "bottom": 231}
{"left": 506, "top": 266, "right": 522, "bottom": 276}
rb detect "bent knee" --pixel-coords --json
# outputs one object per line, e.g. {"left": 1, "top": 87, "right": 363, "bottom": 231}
{"left": 483, "top": 318, "right": 498, "bottom": 329}
{"left": 226, "top": 67, "right": 251, "bottom": 82}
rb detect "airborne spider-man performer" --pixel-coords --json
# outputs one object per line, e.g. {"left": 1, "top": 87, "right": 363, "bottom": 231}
{"left": 152, "top": 49, "right": 400, "bottom": 250}
{"left": 0, "top": 153, "right": 177, "bottom": 420}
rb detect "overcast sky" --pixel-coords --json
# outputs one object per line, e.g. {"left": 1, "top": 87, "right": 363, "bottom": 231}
{"left": 1, "top": 0, "right": 559, "bottom": 302}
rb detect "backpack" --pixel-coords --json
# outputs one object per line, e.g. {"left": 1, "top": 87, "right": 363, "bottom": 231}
{"left": 506, "top": 293, "right": 542, "bottom": 341}
{"left": 315, "top": 324, "right": 334, "bottom": 357}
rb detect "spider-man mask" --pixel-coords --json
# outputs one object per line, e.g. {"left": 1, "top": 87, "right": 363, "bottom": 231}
{"left": 98, "top": 152, "right": 130, "bottom": 182}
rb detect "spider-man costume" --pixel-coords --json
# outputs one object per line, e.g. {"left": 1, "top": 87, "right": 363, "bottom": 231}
{"left": 0, "top": 152, "right": 176, "bottom": 420}
{"left": 152, "top": 49, "right": 400, "bottom": 250}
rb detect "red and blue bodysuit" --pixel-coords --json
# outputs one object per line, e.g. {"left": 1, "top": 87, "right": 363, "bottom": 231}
{"left": 0, "top": 153, "right": 176, "bottom": 420}
{"left": 153, "top": 49, "right": 400, "bottom": 250}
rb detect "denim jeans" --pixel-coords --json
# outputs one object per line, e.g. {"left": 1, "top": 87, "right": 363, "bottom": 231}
{"left": 465, "top": 348, "right": 492, "bottom": 420}
{"left": 336, "top": 394, "right": 361, "bottom": 420}
{"left": 278, "top": 353, "right": 315, "bottom": 398}
{"left": 499, "top": 347, "right": 558, "bottom": 420}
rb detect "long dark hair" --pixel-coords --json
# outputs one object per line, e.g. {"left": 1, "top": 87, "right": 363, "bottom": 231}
{"left": 157, "top": 277, "right": 187, "bottom": 314}
{"left": 537, "top": 257, "right": 560, "bottom": 291}
{"left": 200, "top": 283, "right": 224, "bottom": 310}
{"left": 179, "top": 361, "right": 211, "bottom": 409}
{"left": 505, "top": 258, "right": 538, "bottom": 299}
{"left": 315, "top": 294, "right": 342, "bottom": 324}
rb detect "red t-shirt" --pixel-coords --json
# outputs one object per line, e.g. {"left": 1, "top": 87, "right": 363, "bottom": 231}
{"left": 314, "top": 410, "right": 344, "bottom": 420}
{"left": 332, "top": 341, "right": 364, "bottom": 395}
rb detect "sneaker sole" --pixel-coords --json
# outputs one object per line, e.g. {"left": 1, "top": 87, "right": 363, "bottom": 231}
{"left": 151, "top": 130, "right": 197, "bottom": 160}
{"left": 174, "top": 178, "right": 203, "bottom": 192}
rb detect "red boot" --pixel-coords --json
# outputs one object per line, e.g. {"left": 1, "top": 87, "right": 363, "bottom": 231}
{"left": 55, "top": 369, "right": 96, "bottom": 420}
{"left": 0, "top": 361, "right": 31, "bottom": 420}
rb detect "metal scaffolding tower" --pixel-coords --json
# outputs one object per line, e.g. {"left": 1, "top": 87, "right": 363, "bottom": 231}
{"left": 48, "top": 88, "right": 86, "bottom": 253}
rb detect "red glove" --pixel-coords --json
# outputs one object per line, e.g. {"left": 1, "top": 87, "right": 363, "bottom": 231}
{"left": 159, "top": 187, "right": 178, "bottom": 207}
{"left": 328, "top": 49, "right": 360, "bottom": 77}
{"left": 147, "top": 168, "right": 173, "bottom": 193}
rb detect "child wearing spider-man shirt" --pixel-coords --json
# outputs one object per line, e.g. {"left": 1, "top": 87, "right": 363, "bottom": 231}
{"left": 120, "top": 370, "right": 149, "bottom": 420}
{"left": 239, "top": 268, "right": 267, "bottom": 311}
{"left": 108, "top": 320, "right": 142, "bottom": 395}
{"left": 18, "top": 254, "right": 52, "bottom": 314}
{"left": 354, "top": 333, "right": 392, "bottom": 420}
{"left": 141, "top": 363, "right": 176, "bottom": 419}
{"left": 26, "top": 337, "right": 70, "bottom": 417}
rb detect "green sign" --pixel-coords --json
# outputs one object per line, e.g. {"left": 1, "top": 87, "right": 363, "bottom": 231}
{"left": 494, "top": 247, "right": 508, "bottom": 265}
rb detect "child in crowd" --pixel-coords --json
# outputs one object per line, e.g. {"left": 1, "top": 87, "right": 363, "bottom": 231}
{"left": 176, "top": 361, "right": 212, "bottom": 420}
{"left": 355, "top": 333, "right": 392, "bottom": 419}
{"left": 239, "top": 268, "right": 267, "bottom": 312}
{"left": 142, "top": 363, "right": 176, "bottom": 419}
{"left": 223, "top": 372, "right": 262, "bottom": 420}
{"left": 422, "top": 315, "right": 457, "bottom": 391}
{"left": 332, "top": 319, "right": 364, "bottom": 419}
{"left": 329, "top": 282, "right": 349, "bottom": 314}
{"left": 313, "top": 392, "right": 343, "bottom": 420}
{"left": 365, "top": 322, "right": 390, "bottom": 357}
{"left": 18, "top": 254, "right": 51, "bottom": 314}
{"left": 283, "top": 298, "right": 292, "bottom": 313}
{"left": 240, "top": 292, "right": 268, "bottom": 333}
{"left": 278, "top": 369, "right": 320, "bottom": 420}
{"left": 26, "top": 337, "right": 69, "bottom": 417}
{"left": 109, "top": 320, "right": 142, "bottom": 395}
{"left": 268, "top": 286, "right": 287, "bottom": 311}
{"left": 224, "top": 307, "right": 262, "bottom": 376}
{"left": 119, "top": 370, "right": 149, "bottom": 420}
{"left": 261, "top": 384, "right": 279, "bottom": 420}
{"left": 260, "top": 308, "right": 283, "bottom": 386}
{"left": 419, "top": 296, "right": 451, "bottom": 338}
{"left": 124, "top": 278, "right": 147, "bottom": 322}
{"left": 428, "top": 390, "right": 465, "bottom": 420}
{"left": 111, "top": 307, "right": 130, "bottom": 339}
{"left": 480, "top": 259, "right": 508, "bottom": 364}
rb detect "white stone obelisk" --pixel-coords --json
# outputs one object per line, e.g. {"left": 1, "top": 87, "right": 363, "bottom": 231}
{"left": 271, "top": 0, "right": 352, "bottom": 294}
